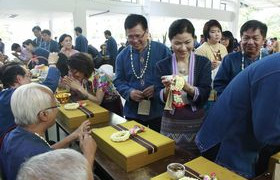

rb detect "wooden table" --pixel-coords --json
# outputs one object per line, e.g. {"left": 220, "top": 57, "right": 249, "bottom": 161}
{"left": 56, "top": 112, "right": 195, "bottom": 180}
{"left": 253, "top": 173, "right": 272, "bottom": 180}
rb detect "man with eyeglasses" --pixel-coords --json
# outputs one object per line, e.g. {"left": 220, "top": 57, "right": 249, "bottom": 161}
{"left": 0, "top": 83, "right": 96, "bottom": 180}
{"left": 113, "top": 14, "right": 171, "bottom": 132}
{"left": 214, "top": 20, "right": 269, "bottom": 96}
{"left": 0, "top": 53, "right": 60, "bottom": 144}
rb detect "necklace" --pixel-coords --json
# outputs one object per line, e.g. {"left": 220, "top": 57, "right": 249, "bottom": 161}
{"left": 34, "top": 132, "right": 51, "bottom": 147}
{"left": 130, "top": 41, "right": 151, "bottom": 80}
{"left": 208, "top": 42, "right": 222, "bottom": 61}
{"left": 177, "top": 56, "right": 190, "bottom": 75}
{"left": 241, "top": 51, "right": 262, "bottom": 70}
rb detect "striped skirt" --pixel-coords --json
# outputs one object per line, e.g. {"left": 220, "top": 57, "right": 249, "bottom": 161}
{"left": 161, "top": 106, "right": 204, "bottom": 155}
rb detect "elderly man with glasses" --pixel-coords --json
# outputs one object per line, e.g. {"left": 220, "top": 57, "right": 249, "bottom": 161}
{"left": 113, "top": 14, "right": 171, "bottom": 132}
{"left": 0, "top": 83, "right": 96, "bottom": 180}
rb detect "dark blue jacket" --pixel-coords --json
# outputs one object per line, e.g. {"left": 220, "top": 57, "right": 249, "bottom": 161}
{"left": 0, "top": 127, "right": 52, "bottom": 180}
{"left": 0, "top": 67, "right": 60, "bottom": 138}
{"left": 196, "top": 52, "right": 280, "bottom": 178}
{"left": 214, "top": 51, "right": 268, "bottom": 96}
{"left": 75, "top": 35, "right": 88, "bottom": 53}
{"left": 113, "top": 41, "right": 170, "bottom": 121}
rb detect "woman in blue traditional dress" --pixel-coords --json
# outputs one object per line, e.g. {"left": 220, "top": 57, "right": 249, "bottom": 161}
{"left": 155, "top": 19, "right": 211, "bottom": 154}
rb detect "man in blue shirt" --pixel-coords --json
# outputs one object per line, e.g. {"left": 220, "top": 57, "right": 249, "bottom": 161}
{"left": 0, "top": 83, "right": 95, "bottom": 180}
{"left": 0, "top": 53, "right": 60, "bottom": 140}
{"left": 196, "top": 53, "right": 280, "bottom": 178}
{"left": 104, "top": 30, "right": 118, "bottom": 71}
{"left": 113, "top": 14, "right": 170, "bottom": 132}
{"left": 214, "top": 20, "right": 268, "bottom": 96}
{"left": 23, "top": 39, "right": 50, "bottom": 69}
{"left": 74, "top": 27, "right": 88, "bottom": 53}
{"left": 32, "top": 26, "right": 43, "bottom": 47}
{"left": 41, "top": 29, "right": 60, "bottom": 52}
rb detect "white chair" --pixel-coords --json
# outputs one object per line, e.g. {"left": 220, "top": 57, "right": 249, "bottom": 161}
{"left": 98, "top": 64, "right": 114, "bottom": 79}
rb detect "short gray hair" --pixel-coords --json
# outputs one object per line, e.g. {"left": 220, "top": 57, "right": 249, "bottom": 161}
{"left": 17, "top": 149, "right": 89, "bottom": 180}
{"left": 11, "top": 83, "right": 53, "bottom": 126}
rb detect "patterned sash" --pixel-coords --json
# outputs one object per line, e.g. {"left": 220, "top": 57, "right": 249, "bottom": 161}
{"left": 78, "top": 106, "right": 94, "bottom": 118}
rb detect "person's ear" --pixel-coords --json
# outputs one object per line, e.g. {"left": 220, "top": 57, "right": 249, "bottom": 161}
{"left": 16, "top": 75, "right": 25, "bottom": 85}
{"left": 37, "top": 111, "right": 49, "bottom": 123}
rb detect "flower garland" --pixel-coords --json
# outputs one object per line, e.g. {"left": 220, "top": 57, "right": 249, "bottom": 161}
{"left": 130, "top": 41, "right": 151, "bottom": 79}
{"left": 171, "top": 75, "right": 185, "bottom": 108}
{"left": 111, "top": 125, "right": 145, "bottom": 142}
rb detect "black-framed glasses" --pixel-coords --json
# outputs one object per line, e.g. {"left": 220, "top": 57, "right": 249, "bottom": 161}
{"left": 37, "top": 104, "right": 59, "bottom": 116}
{"left": 126, "top": 31, "right": 146, "bottom": 41}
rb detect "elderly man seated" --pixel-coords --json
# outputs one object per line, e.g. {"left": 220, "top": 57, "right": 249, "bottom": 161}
{"left": 17, "top": 149, "right": 95, "bottom": 180}
{"left": 0, "top": 53, "right": 60, "bottom": 141}
{"left": 0, "top": 83, "right": 96, "bottom": 180}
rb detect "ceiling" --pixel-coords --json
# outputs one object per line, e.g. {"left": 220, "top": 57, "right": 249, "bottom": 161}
{"left": 241, "top": 0, "right": 280, "bottom": 9}
{"left": 0, "top": 0, "right": 279, "bottom": 22}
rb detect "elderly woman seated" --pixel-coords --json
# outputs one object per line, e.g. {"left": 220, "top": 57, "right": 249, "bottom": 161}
{"left": 17, "top": 149, "right": 97, "bottom": 180}
{"left": 63, "top": 53, "right": 123, "bottom": 116}
{"left": 0, "top": 83, "right": 96, "bottom": 180}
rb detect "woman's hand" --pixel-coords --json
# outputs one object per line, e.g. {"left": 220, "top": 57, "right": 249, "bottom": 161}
{"left": 161, "top": 76, "right": 173, "bottom": 89}
{"left": 211, "top": 60, "right": 221, "bottom": 70}
{"left": 183, "top": 81, "right": 195, "bottom": 96}
{"left": 48, "top": 52, "right": 59, "bottom": 65}
{"left": 63, "top": 76, "right": 83, "bottom": 91}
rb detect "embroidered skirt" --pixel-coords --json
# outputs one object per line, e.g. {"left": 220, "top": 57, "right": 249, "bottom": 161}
{"left": 161, "top": 106, "right": 204, "bottom": 155}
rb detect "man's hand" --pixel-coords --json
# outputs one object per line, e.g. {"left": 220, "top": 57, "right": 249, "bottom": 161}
{"left": 130, "top": 89, "right": 144, "bottom": 102}
{"left": 70, "top": 120, "right": 91, "bottom": 140}
{"left": 48, "top": 52, "right": 59, "bottom": 65}
{"left": 79, "top": 132, "right": 97, "bottom": 168}
{"left": 142, "top": 85, "right": 154, "bottom": 99}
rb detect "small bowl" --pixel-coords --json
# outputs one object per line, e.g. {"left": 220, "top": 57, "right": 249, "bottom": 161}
{"left": 55, "top": 93, "right": 71, "bottom": 104}
{"left": 167, "top": 163, "right": 185, "bottom": 180}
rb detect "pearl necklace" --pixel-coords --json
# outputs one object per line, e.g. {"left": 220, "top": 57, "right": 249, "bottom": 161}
{"left": 241, "top": 51, "right": 262, "bottom": 70}
{"left": 130, "top": 41, "right": 151, "bottom": 79}
{"left": 34, "top": 132, "right": 51, "bottom": 147}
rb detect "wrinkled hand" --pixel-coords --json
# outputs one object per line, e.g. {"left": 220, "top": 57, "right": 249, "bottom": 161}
{"left": 79, "top": 132, "right": 97, "bottom": 158}
{"left": 211, "top": 60, "right": 220, "bottom": 70}
{"left": 130, "top": 89, "right": 144, "bottom": 102}
{"left": 48, "top": 52, "right": 59, "bottom": 65}
{"left": 71, "top": 120, "right": 91, "bottom": 140}
{"left": 142, "top": 85, "right": 154, "bottom": 99}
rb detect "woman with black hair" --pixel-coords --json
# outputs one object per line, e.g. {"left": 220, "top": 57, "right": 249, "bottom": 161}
{"left": 59, "top": 34, "right": 79, "bottom": 58}
{"left": 221, "top": 31, "right": 235, "bottom": 53}
{"left": 155, "top": 19, "right": 211, "bottom": 154}
{"left": 63, "top": 53, "right": 123, "bottom": 116}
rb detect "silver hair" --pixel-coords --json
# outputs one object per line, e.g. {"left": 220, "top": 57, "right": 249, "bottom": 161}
{"left": 17, "top": 149, "right": 89, "bottom": 180}
{"left": 11, "top": 83, "right": 53, "bottom": 126}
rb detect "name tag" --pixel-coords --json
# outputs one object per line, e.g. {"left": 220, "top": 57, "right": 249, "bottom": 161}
{"left": 137, "top": 100, "right": 151, "bottom": 116}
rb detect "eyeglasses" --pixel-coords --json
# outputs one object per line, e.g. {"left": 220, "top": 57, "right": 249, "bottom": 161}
{"left": 126, "top": 31, "right": 146, "bottom": 41}
{"left": 241, "top": 36, "right": 262, "bottom": 42}
{"left": 37, "top": 104, "right": 60, "bottom": 116}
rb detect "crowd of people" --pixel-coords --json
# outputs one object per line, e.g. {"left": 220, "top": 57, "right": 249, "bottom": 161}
{"left": 0, "top": 13, "right": 280, "bottom": 180}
